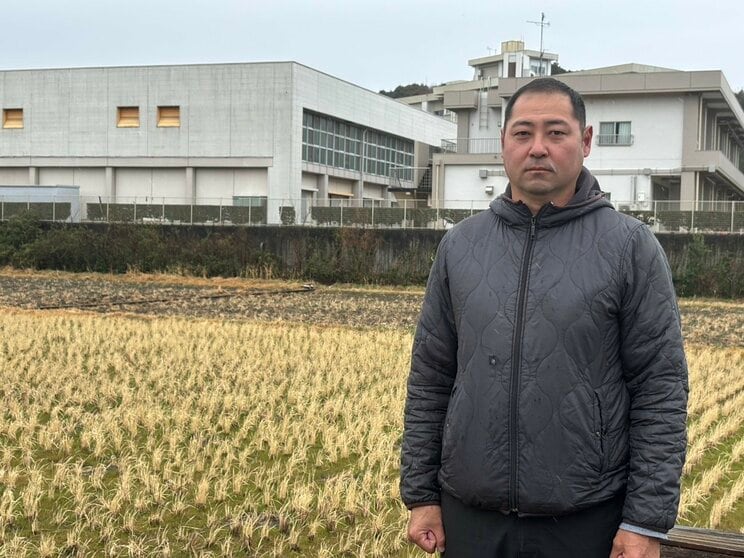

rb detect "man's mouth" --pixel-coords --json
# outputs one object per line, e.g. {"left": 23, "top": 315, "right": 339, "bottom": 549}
{"left": 526, "top": 167, "right": 551, "bottom": 172}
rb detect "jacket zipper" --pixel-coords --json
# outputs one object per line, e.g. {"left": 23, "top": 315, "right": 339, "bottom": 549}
{"left": 509, "top": 215, "right": 537, "bottom": 512}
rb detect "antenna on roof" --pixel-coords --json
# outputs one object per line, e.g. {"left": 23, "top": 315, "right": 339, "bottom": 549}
{"left": 486, "top": 46, "right": 495, "bottom": 55}
{"left": 527, "top": 12, "right": 550, "bottom": 76}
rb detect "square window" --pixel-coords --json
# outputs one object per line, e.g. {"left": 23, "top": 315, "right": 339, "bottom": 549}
{"left": 117, "top": 106, "right": 139, "bottom": 128}
{"left": 598, "top": 121, "right": 632, "bottom": 145}
{"left": 3, "top": 108, "right": 23, "bottom": 129}
{"left": 157, "top": 106, "right": 180, "bottom": 127}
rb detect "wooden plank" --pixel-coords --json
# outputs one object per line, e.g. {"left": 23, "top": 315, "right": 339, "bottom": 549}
{"left": 663, "top": 526, "right": 744, "bottom": 557}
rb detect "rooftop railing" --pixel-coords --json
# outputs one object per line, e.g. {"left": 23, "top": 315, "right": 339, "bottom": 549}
{"left": 441, "top": 137, "right": 502, "bottom": 154}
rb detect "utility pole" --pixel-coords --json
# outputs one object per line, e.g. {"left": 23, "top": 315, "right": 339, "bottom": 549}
{"left": 527, "top": 12, "right": 550, "bottom": 75}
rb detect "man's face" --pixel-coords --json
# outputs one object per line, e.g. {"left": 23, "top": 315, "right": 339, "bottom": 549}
{"left": 501, "top": 92, "right": 592, "bottom": 208}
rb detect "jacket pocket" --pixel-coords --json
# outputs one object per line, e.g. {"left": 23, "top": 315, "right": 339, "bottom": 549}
{"left": 440, "top": 383, "right": 465, "bottom": 468}
{"left": 593, "top": 391, "right": 607, "bottom": 473}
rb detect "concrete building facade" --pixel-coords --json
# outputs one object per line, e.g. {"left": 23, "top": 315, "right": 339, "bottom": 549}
{"left": 0, "top": 62, "right": 455, "bottom": 223}
{"left": 400, "top": 42, "right": 744, "bottom": 216}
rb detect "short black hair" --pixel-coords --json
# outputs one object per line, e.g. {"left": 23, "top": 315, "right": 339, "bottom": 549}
{"left": 503, "top": 77, "right": 586, "bottom": 129}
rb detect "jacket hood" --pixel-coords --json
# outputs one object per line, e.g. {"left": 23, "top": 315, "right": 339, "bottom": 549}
{"left": 489, "top": 167, "right": 613, "bottom": 228}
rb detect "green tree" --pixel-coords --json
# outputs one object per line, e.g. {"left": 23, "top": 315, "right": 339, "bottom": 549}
{"left": 551, "top": 62, "right": 570, "bottom": 75}
{"left": 379, "top": 83, "right": 433, "bottom": 98}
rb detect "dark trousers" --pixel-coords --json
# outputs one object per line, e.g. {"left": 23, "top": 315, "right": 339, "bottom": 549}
{"left": 440, "top": 491, "right": 624, "bottom": 558}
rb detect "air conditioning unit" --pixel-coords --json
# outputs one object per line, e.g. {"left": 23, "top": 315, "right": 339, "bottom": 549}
{"left": 479, "top": 169, "right": 489, "bottom": 179}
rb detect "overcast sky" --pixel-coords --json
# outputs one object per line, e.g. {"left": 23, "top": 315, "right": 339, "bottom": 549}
{"left": 1, "top": 0, "right": 742, "bottom": 94}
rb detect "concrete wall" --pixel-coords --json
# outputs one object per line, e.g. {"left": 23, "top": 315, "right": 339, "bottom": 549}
{"left": 115, "top": 168, "right": 186, "bottom": 200}
{"left": 441, "top": 165, "right": 506, "bottom": 208}
{"left": 586, "top": 94, "right": 685, "bottom": 170}
{"left": 194, "top": 168, "right": 268, "bottom": 201}
{"left": 38, "top": 168, "right": 105, "bottom": 198}
{"left": 0, "top": 168, "right": 30, "bottom": 184}
{"left": 439, "top": 94, "right": 686, "bottom": 205}
{"left": 0, "top": 64, "right": 287, "bottom": 158}
{"left": 0, "top": 62, "right": 456, "bottom": 223}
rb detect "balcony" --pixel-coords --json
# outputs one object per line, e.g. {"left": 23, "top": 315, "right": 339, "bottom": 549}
{"left": 441, "top": 137, "right": 502, "bottom": 155}
{"left": 597, "top": 134, "right": 634, "bottom": 146}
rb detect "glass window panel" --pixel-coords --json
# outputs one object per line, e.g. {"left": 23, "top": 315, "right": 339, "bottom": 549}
{"left": 617, "top": 121, "right": 632, "bottom": 142}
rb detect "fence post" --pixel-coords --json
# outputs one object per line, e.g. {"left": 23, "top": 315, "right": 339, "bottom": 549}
{"left": 1, "top": 200, "right": 3, "bottom": 220}
{"left": 403, "top": 199, "right": 407, "bottom": 229}
{"left": 731, "top": 201, "right": 736, "bottom": 233}
{"left": 371, "top": 202, "right": 375, "bottom": 228}
{"left": 162, "top": 198, "right": 165, "bottom": 222}
{"left": 133, "top": 200, "right": 137, "bottom": 223}
{"left": 219, "top": 202, "right": 223, "bottom": 224}
{"left": 653, "top": 200, "right": 657, "bottom": 227}
{"left": 340, "top": 202, "right": 344, "bottom": 227}
{"left": 248, "top": 203, "right": 252, "bottom": 225}
{"left": 190, "top": 202, "right": 193, "bottom": 225}
{"left": 690, "top": 200, "right": 695, "bottom": 232}
{"left": 52, "top": 198, "right": 56, "bottom": 221}
{"left": 106, "top": 202, "right": 110, "bottom": 223}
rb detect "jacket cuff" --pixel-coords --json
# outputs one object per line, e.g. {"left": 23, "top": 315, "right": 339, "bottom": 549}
{"left": 619, "top": 522, "right": 668, "bottom": 540}
{"left": 406, "top": 500, "right": 441, "bottom": 510}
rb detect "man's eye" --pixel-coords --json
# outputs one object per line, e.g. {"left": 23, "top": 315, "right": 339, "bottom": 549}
{"left": 549, "top": 130, "right": 567, "bottom": 136}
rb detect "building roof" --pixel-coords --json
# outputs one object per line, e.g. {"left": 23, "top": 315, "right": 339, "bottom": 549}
{"left": 563, "top": 63, "right": 680, "bottom": 76}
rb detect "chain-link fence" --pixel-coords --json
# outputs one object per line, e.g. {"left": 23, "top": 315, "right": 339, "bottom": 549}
{"left": 1, "top": 196, "right": 743, "bottom": 233}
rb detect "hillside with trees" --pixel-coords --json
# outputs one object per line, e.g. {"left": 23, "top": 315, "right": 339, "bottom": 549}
{"left": 378, "top": 83, "right": 433, "bottom": 98}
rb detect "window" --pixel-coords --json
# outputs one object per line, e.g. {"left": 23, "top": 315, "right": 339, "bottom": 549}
{"left": 598, "top": 121, "right": 633, "bottom": 145}
{"left": 301, "top": 109, "right": 413, "bottom": 177}
{"left": 157, "top": 106, "right": 180, "bottom": 127}
{"left": 3, "top": 108, "right": 23, "bottom": 129}
{"left": 117, "top": 106, "right": 139, "bottom": 128}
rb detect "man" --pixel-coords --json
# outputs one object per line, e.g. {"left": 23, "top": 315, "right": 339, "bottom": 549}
{"left": 400, "top": 78, "right": 687, "bottom": 558}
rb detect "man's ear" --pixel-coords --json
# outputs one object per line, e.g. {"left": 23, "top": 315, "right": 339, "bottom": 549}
{"left": 582, "top": 125, "right": 593, "bottom": 157}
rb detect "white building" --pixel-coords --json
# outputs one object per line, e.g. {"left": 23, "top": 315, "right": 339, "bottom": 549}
{"left": 0, "top": 62, "right": 455, "bottom": 223}
{"left": 401, "top": 41, "right": 744, "bottom": 215}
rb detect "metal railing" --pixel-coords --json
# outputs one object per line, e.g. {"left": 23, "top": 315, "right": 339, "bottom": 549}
{"left": 389, "top": 166, "right": 431, "bottom": 192}
{"left": 1, "top": 196, "right": 742, "bottom": 233}
{"left": 441, "top": 137, "right": 502, "bottom": 154}
{"left": 613, "top": 200, "right": 744, "bottom": 233}
{"left": 597, "top": 134, "right": 634, "bottom": 146}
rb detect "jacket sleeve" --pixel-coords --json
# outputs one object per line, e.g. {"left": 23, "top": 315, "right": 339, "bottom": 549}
{"left": 619, "top": 224, "right": 688, "bottom": 533}
{"left": 400, "top": 232, "right": 458, "bottom": 508}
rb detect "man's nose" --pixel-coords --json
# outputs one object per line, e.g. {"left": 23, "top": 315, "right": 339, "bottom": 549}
{"left": 529, "top": 134, "right": 548, "bottom": 157}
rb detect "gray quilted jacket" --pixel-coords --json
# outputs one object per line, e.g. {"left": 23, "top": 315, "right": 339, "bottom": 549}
{"left": 401, "top": 168, "right": 688, "bottom": 533}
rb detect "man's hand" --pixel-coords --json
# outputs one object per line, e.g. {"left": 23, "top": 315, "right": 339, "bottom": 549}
{"left": 610, "top": 529, "right": 660, "bottom": 558}
{"left": 407, "top": 504, "right": 445, "bottom": 554}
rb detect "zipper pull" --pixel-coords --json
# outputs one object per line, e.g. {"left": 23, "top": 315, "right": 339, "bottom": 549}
{"left": 530, "top": 217, "right": 536, "bottom": 239}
